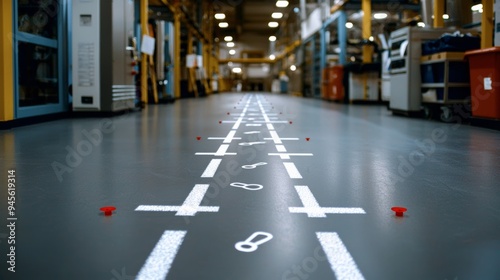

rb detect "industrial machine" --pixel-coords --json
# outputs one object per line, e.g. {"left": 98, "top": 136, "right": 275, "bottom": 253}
{"left": 496, "top": 0, "right": 500, "bottom": 46}
{"left": 72, "top": 0, "right": 137, "bottom": 112}
{"left": 388, "top": 26, "right": 446, "bottom": 115}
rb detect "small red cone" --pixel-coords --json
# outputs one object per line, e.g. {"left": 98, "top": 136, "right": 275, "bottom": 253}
{"left": 391, "top": 207, "right": 407, "bottom": 217}
{"left": 100, "top": 206, "right": 116, "bottom": 216}
{"left": 306, "top": 138, "right": 310, "bottom": 141}
{"left": 196, "top": 136, "right": 201, "bottom": 141}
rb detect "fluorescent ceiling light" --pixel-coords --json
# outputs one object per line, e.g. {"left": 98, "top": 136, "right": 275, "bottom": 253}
{"left": 269, "top": 36, "right": 277, "bottom": 42}
{"left": 417, "top": 22, "right": 426, "bottom": 27}
{"left": 229, "top": 49, "right": 236, "bottom": 55}
{"left": 276, "top": 1, "right": 289, "bottom": 8}
{"left": 373, "top": 13, "right": 387, "bottom": 19}
{"left": 232, "top": 67, "right": 242, "bottom": 73}
{"left": 269, "top": 54, "right": 276, "bottom": 60}
{"left": 219, "top": 22, "right": 228, "bottom": 28}
{"left": 268, "top": 22, "right": 279, "bottom": 28}
{"left": 442, "top": 14, "right": 449, "bottom": 19}
{"left": 272, "top": 12, "right": 283, "bottom": 19}
{"left": 215, "top": 13, "right": 225, "bottom": 20}
{"left": 290, "top": 65, "right": 296, "bottom": 71}
{"left": 224, "top": 36, "right": 233, "bottom": 41}
{"left": 471, "top": 4, "right": 482, "bottom": 11}
{"left": 227, "top": 42, "right": 235, "bottom": 47}
{"left": 345, "top": 22, "right": 353, "bottom": 29}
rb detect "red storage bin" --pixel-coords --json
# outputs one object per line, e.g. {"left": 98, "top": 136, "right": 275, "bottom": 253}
{"left": 465, "top": 47, "right": 500, "bottom": 119}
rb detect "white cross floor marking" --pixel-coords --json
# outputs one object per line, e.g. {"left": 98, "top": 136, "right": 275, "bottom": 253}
{"left": 268, "top": 153, "right": 313, "bottom": 160}
{"left": 136, "top": 230, "right": 187, "bottom": 280}
{"left": 283, "top": 162, "right": 302, "bottom": 179}
{"left": 316, "top": 232, "right": 365, "bottom": 280}
{"left": 289, "top": 186, "right": 365, "bottom": 217}
{"left": 201, "top": 159, "right": 222, "bottom": 178}
{"left": 195, "top": 144, "right": 236, "bottom": 156}
{"left": 135, "top": 184, "right": 219, "bottom": 216}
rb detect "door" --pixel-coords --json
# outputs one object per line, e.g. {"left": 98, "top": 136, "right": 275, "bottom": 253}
{"left": 14, "top": 0, "right": 67, "bottom": 118}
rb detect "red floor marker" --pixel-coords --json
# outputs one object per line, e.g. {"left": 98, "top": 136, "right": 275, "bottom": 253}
{"left": 391, "top": 207, "right": 407, "bottom": 217}
{"left": 306, "top": 138, "right": 310, "bottom": 141}
{"left": 219, "top": 120, "right": 222, "bottom": 124}
{"left": 289, "top": 121, "right": 293, "bottom": 124}
{"left": 196, "top": 136, "right": 201, "bottom": 141}
{"left": 100, "top": 206, "right": 116, "bottom": 216}
{"left": 227, "top": 112, "right": 230, "bottom": 115}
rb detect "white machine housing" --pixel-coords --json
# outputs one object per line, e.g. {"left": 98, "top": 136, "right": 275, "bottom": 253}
{"left": 72, "top": 0, "right": 136, "bottom": 112}
{"left": 388, "top": 27, "right": 448, "bottom": 113}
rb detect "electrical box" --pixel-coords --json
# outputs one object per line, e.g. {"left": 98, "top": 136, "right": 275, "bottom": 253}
{"left": 72, "top": 0, "right": 137, "bottom": 112}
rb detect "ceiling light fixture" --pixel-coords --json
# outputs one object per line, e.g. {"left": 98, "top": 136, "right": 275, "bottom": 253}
{"left": 214, "top": 13, "right": 226, "bottom": 20}
{"left": 229, "top": 49, "right": 236, "bottom": 55}
{"left": 269, "top": 36, "right": 277, "bottom": 42}
{"left": 227, "top": 42, "right": 235, "bottom": 47}
{"left": 224, "top": 36, "right": 233, "bottom": 42}
{"left": 373, "top": 13, "right": 388, "bottom": 19}
{"left": 417, "top": 22, "right": 426, "bottom": 27}
{"left": 272, "top": 12, "right": 283, "bottom": 19}
{"left": 276, "top": 1, "right": 289, "bottom": 8}
{"left": 345, "top": 22, "right": 353, "bottom": 29}
{"left": 268, "top": 22, "right": 279, "bottom": 28}
{"left": 219, "top": 22, "right": 228, "bottom": 28}
{"left": 232, "top": 67, "right": 242, "bottom": 73}
{"left": 269, "top": 54, "right": 276, "bottom": 60}
{"left": 442, "top": 14, "right": 450, "bottom": 19}
{"left": 290, "top": 65, "right": 296, "bottom": 71}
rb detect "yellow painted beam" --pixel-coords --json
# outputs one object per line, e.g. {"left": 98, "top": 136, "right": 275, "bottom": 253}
{"left": 433, "top": 0, "right": 445, "bottom": 28}
{"left": 173, "top": 4, "right": 181, "bottom": 99}
{"left": 140, "top": 0, "right": 149, "bottom": 104}
{"left": 482, "top": 0, "right": 494, "bottom": 48}
{"left": 362, "top": 0, "right": 372, "bottom": 63}
{"left": 0, "top": 0, "right": 14, "bottom": 121}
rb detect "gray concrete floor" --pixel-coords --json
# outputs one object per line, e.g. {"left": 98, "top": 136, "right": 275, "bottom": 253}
{"left": 1, "top": 93, "right": 500, "bottom": 280}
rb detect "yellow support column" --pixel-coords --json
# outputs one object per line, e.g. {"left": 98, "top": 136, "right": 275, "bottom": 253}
{"left": 482, "top": 0, "right": 494, "bottom": 48}
{"left": 174, "top": 4, "right": 181, "bottom": 99}
{"left": 362, "top": 0, "right": 373, "bottom": 63}
{"left": 0, "top": 0, "right": 14, "bottom": 121}
{"left": 433, "top": 0, "right": 445, "bottom": 28}
{"left": 140, "top": 0, "right": 149, "bottom": 104}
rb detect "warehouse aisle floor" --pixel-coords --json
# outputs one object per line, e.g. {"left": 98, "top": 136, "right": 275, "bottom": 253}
{"left": 1, "top": 92, "right": 500, "bottom": 280}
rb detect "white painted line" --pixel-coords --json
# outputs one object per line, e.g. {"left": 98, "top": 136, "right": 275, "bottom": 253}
{"left": 283, "top": 162, "right": 302, "bottom": 179}
{"left": 289, "top": 186, "right": 365, "bottom": 218}
{"left": 195, "top": 144, "right": 237, "bottom": 156}
{"left": 276, "top": 145, "right": 287, "bottom": 152}
{"left": 246, "top": 124, "right": 263, "bottom": 127}
{"left": 244, "top": 131, "right": 261, "bottom": 135}
{"left": 223, "top": 130, "right": 237, "bottom": 144}
{"left": 269, "top": 131, "right": 282, "bottom": 144}
{"left": 136, "top": 230, "right": 187, "bottom": 280}
{"left": 201, "top": 159, "right": 222, "bottom": 178}
{"left": 135, "top": 184, "right": 219, "bottom": 216}
{"left": 221, "top": 121, "right": 246, "bottom": 124}
{"left": 316, "top": 232, "right": 365, "bottom": 280}
{"left": 207, "top": 137, "right": 242, "bottom": 140}
{"left": 268, "top": 153, "right": 313, "bottom": 160}
{"left": 255, "top": 121, "right": 289, "bottom": 123}
{"left": 267, "top": 124, "right": 275, "bottom": 130}
{"left": 264, "top": 138, "right": 299, "bottom": 141}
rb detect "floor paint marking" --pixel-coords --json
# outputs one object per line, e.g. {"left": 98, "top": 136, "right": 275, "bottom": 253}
{"left": 246, "top": 124, "right": 263, "bottom": 127}
{"left": 239, "top": 141, "right": 266, "bottom": 146}
{"left": 195, "top": 144, "right": 237, "bottom": 156}
{"left": 207, "top": 137, "right": 242, "bottom": 140}
{"left": 268, "top": 153, "right": 313, "bottom": 160}
{"left": 201, "top": 159, "right": 222, "bottom": 178}
{"left": 264, "top": 138, "right": 299, "bottom": 141}
{"left": 267, "top": 124, "right": 275, "bottom": 130}
{"left": 242, "top": 162, "right": 268, "bottom": 169}
{"left": 316, "top": 232, "right": 365, "bottom": 280}
{"left": 230, "top": 182, "right": 263, "bottom": 191}
{"left": 269, "top": 131, "right": 283, "bottom": 144}
{"left": 235, "top": 232, "right": 273, "bottom": 253}
{"left": 136, "top": 230, "right": 187, "bottom": 280}
{"left": 276, "top": 145, "right": 287, "bottom": 152}
{"left": 223, "top": 130, "right": 238, "bottom": 144}
{"left": 255, "top": 121, "right": 289, "bottom": 123}
{"left": 221, "top": 121, "right": 246, "bottom": 124}
{"left": 135, "top": 184, "right": 219, "bottom": 216}
{"left": 283, "top": 162, "right": 302, "bottom": 179}
{"left": 289, "top": 186, "right": 366, "bottom": 218}
{"left": 244, "top": 131, "right": 261, "bottom": 135}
